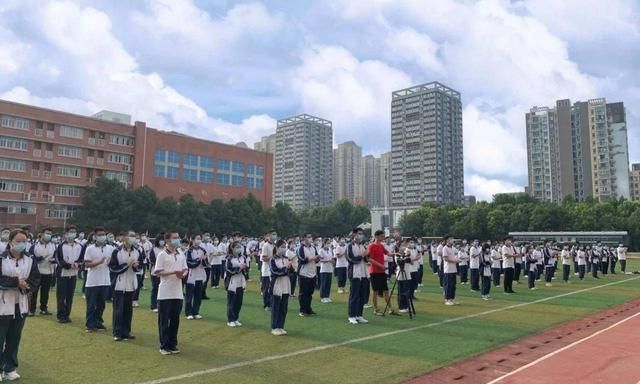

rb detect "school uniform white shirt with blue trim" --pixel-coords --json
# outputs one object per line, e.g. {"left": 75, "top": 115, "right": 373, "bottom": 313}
{"left": 84, "top": 244, "right": 113, "bottom": 287}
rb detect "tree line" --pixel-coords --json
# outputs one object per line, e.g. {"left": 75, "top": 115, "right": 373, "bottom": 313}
{"left": 70, "top": 177, "right": 371, "bottom": 238}
{"left": 400, "top": 193, "right": 640, "bottom": 249}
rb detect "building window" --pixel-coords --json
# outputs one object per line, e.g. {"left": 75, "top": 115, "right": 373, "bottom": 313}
{"left": 45, "top": 205, "right": 76, "bottom": 219}
{"left": 0, "top": 158, "right": 26, "bottom": 172}
{"left": 57, "top": 165, "right": 81, "bottom": 178}
{"left": 182, "top": 154, "right": 214, "bottom": 183}
{"left": 57, "top": 145, "right": 83, "bottom": 159}
{"left": 109, "top": 134, "right": 134, "bottom": 146}
{"left": 216, "top": 160, "right": 244, "bottom": 186}
{"left": 154, "top": 149, "right": 180, "bottom": 179}
{"left": 0, "top": 180, "right": 24, "bottom": 193}
{"left": 59, "top": 125, "right": 84, "bottom": 139}
{"left": 107, "top": 152, "right": 131, "bottom": 164}
{"left": 247, "top": 164, "right": 264, "bottom": 189}
{"left": 104, "top": 171, "right": 130, "bottom": 187}
{"left": 1, "top": 115, "right": 29, "bottom": 130}
{"left": 0, "top": 202, "right": 36, "bottom": 215}
{"left": 54, "top": 185, "right": 81, "bottom": 197}
{"left": 0, "top": 136, "right": 28, "bottom": 151}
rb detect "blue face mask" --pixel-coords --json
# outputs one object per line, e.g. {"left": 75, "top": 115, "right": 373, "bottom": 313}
{"left": 170, "top": 239, "right": 181, "bottom": 247}
{"left": 271, "top": 234, "right": 278, "bottom": 242}
{"left": 43, "top": 234, "right": 52, "bottom": 242}
{"left": 233, "top": 247, "right": 243, "bottom": 256}
{"left": 194, "top": 240, "right": 202, "bottom": 247}
{"left": 357, "top": 234, "right": 365, "bottom": 242}
{"left": 67, "top": 232, "right": 77, "bottom": 240}
{"left": 128, "top": 237, "right": 138, "bottom": 246}
{"left": 12, "top": 242, "right": 27, "bottom": 252}
{"left": 96, "top": 235, "right": 107, "bottom": 243}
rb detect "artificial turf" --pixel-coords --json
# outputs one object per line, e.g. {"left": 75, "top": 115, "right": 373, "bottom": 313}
{"left": 19, "top": 259, "right": 640, "bottom": 384}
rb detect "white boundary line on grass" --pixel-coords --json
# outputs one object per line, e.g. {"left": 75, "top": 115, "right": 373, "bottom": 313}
{"left": 137, "top": 276, "right": 640, "bottom": 384}
{"left": 486, "top": 310, "right": 640, "bottom": 384}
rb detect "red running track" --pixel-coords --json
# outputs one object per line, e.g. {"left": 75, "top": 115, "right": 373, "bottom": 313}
{"left": 489, "top": 311, "right": 640, "bottom": 384}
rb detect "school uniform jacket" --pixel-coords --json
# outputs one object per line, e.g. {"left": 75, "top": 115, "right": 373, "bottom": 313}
{"left": 297, "top": 245, "right": 318, "bottom": 278}
{"left": 109, "top": 246, "right": 144, "bottom": 292}
{"left": 0, "top": 250, "right": 40, "bottom": 318}
{"left": 269, "top": 256, "right": 291, "bottom": 296}
{"left": 346, "top": 243, "right": 367, "bottom": 279}
{"left": 186, "top": 246, "right": 208, "bottom": 284}
{"left": 55, "top": 242, "right": 85, "bottom": 277}
{"left": 224, "top": 256, "right": 247, "bottom": 291}
{"left": 30, "top": 241, "right": 56, "bottom": 275}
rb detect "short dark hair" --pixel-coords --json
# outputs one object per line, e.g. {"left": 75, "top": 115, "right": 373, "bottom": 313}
{"left": 443, "top": 234, "right": 453, "bottom": 241}
{"left": 66, "top": 225, "right": 77, "bottom": 231}
{"left": 374, "top": 230, "right": 384, "bottom": 237}
{"left": 94, "top": 226, "right": 105, "bottom": 233}
{"left": 40, "top": 227, "right": 52, "bottom": 233}
{"left": 164, "top": 231, "right": 179, "bottom": 240}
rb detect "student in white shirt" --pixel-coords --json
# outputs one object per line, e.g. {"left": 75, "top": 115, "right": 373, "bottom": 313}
{"left": 480, "top": 243, "right": 493, "bottom": 300}
{"left": 225, "top": 241, "right": 248, "bottom": 327}
{"left": 55, "top": 226, "right": 84, "bottom": 323}
{"left": 576, "top": 246, "right": 587, "bottom": 280}
{"left": 561, "top": 245, "right": 572, "bottom": 283}
{"left": 490, "top": 245, "right": 502, "bottom": 288}
{"left": 319, "top": 239, "right": 335, "bottom": 303}
{"left": 270, "top": 240, "right": 291, "bottom": 335}
{"left": 0, "top": 229, "right": 40, "bottom": 381}
{"left": 83, "top": 227, "right": 113, "bottom": 332}
{"left": 109, "top": 231, "right": 144, "bottom": 341}
{"left": 458, "top": 241, "right": 469, "bottom": 285}
{"left": 149, "top": 234, "right": 165, "bottom": 312}
{"left": 436, "top": 240, "right": 445, "bottom": 288}
{"left": 29, "top": 228, "right": 56, "bottom": 316}
{"left": 208, "top": 236, "right": 224, "bottom": 288}
{"left": 155, "top": 231, "right": 188, "bottom": 355}
{"left": 334, "top": 239, "right": 348, "bottom": 294}
{"left": 442, "top": 234, "right": 464, "bottom": 305}
{"left": 501, "top": 237, "right": 517, "bottom": 294}
{"left": 200, "top": 232, "right": 213, "bottom": 299}
{"left": 0, "top": 228, "right": 10, "bottom": 253}
{"left": 346, "top": 228, "right": 369, "bottom": 324}
{"left": 469, "top": 240, "right": 481, "bottom": 292}
{"left": 297, "top": 234, "right": 320, "bottom": 317}
{"left": 617, "top": 244, "right": 628, "bottom": 274}
{"left": 185, "top": 235, "right": 207, "bottom": 320}
{"left": 261, "top": 231, "right": 278, "bottom": 311}
{"left": 286, "top": 240, "right": 298, "bottom": 297}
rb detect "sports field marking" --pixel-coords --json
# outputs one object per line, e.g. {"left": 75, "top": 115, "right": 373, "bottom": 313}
{"left": 136, "top": 276, "right": 640, "bottom": 384}
{"left": 486, "top": 310, "right": 640, "bottom": 384}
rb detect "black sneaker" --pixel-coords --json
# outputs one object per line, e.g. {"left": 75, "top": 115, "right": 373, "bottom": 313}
{"left": 124, "top": 335, "right": 136, "bottom": 340}
{"left": 96, "top": 324, "right": 107, "bottom": 331}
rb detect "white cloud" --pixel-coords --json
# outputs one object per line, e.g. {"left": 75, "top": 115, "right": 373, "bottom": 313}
{"left": 290, "top": 45, "right": 413, "bottom": 153}
{"left": 383, "top": 28, "right": 444, "bottom": 74}
{"left": 466, "top": 174, "right": 522, "bottom": 202}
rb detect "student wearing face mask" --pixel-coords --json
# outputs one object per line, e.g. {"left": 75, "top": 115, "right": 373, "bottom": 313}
{"left": 185, "top": 235, "right": 207, "bottom": 320}
{"left": 55, "top": 226, "right": 84, "bottom": 323}
{"left": 225, "top": 241, "right": 248, "bottom": 327}
{"left": 346, "top": 228, "right": 369, "bottom": 324}
{"left": 155, "top": 231, "right": 188, "bottom": 355}
{"left": 29, "top": 228, "right": 56, "bottom": 316}
{"left": 442, "top": 234, "right": 464, "bottom": 306}
{"left": 109, "top": 230, "right": 144, "bottom": 341}
{"left": 149, "top": 233, "right": 165, "bottom": 313}
{"left": 334, "top": 238, "right": 348, "bottom": 294}
{"left": 200, "top": 232, "right": 214, "bottom": 296}
{"left": 469, "top": 240, "right": 481, "bottom": 292}
{"left": 501, "top": 237, "right": 517, "bottom": 294}
{"left": 260, "top": 231, "right": 278, "bottom": 311}
{"left": 270, "top": 240, "right": 291, "bottom": 335}
{"left": 480, "top": 243, "right": 493, "bottom": 300}
{"left": 83, "top": 227, "right": 113, "bottom": 332}
{"left": 297, "top": 233, "right": 320, "bottom": 317}
{"left": 319, "top": 238, "right": 335, "bottom": 304}
{"left": 286, "top": 240, "right": 298, "bottom": 297}
{"left": 132, "top": 233, "right": 146, "bottom": 308}
{"left": 0, "top": 228, "right": 11, "bottom": 253}
{"left": 0, "top": 229, "right": 40, "bottom": 381}
{"left": 404, "top": 238, "right": 421, "bottom": 300}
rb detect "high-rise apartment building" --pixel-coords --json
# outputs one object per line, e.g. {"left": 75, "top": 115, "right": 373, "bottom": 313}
{"left": 360, "top": 154, "right": 376, "bottom": 207}
{"left": 273, "top": 114, "right": 333, "bottom": 210}
{"left": 254, "top": 134, "right": 276, "bottom": 154}
{"left": 373, "top": 152, "right": 391, "bottom": 208}
{"left": 630, "top": 163, "right": 640, "bottom": 201}
{"left": 526, "top": 98, "right": 630, "bottom": 203}
{"left": 0, "top": 99, "right": 272, "bottom": 228}
{"left": 333, "top": 141, "right": 362, "bottom": 204}
{"left": 390, "top": 82, "right": 464, "bottom": 208}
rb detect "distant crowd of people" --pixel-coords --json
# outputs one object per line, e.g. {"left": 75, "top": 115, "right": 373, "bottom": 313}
{"left": 0, "top": 224, "right": 632, "bottom": 381}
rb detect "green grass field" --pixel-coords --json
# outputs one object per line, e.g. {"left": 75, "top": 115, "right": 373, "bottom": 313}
{"left": 20, "top": 260, "right": 640, "bottom": 384}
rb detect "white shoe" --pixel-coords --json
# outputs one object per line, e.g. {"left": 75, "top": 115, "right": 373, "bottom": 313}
{"left": 132, "top": 301, "right": 139, "bottom": 308}
{"left": 186, "top": 315, "right": 194, "bottom": 320}
{"left": 279, "top": 328, "right": 288, "bottom": 335}
{"left": 530, "top": 287, "right": 537, "bottom": 290}
{"left": 445, "top": 300, "right": 455, "bottom": 306}
{"left": 82, "top": 294, "right": 86, "bottom": 299}
{"left": 399, "top": 309, "right": 409, "bottom": 313}
{"left": 227, "top": 322, "right": 237, "bottom": 327}
{"left": 418, "top": 284, "right": 424, "bottom": 287}
{"left": 159, "top": 349, "right": 172, "bottom": 355}
{"left": 363, "top": 304, "right": 372, "bottom": 309}
{"left": 326, "top": 298, "right": 332, "bottom": 303}
{"left": 3, "top": 371, "right": 20, "bottom": 380}
{"left": 545, "top": 283, "right": 552, "bottom": 287}
{"left": 195, "top": 314, "right": 203, "bottom": 319}
{"left": 348, "top": 317, "right": 358, "bottom": 324}
{"left": 356, "top": 316, "right": 368, "bottom": 323}
{"left": 482, "top": 296, "right": 491, "bottom": 301}
{"left": 234, "top": 321, "right": 242, "bottom": 327}
{"left": 271, "top": 329, "right": 283, "bottom": 336}
{"left": 338, "top": 289, "right": 345, "bottom": 294}
{"left": 152, "top": 308, "right": 159, "bottom": 313}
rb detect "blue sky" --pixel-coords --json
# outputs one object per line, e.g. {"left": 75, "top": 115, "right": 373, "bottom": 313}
{"left": 1, "top": 0, "right": 639, "bottom": 201}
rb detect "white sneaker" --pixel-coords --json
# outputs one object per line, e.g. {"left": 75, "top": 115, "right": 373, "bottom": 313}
{"left": 545, "top": 283, "right": 552, "bottom": 287}
{"left": 271, "top": 329, "right": 283, "bottom": 336}
{"left": 152, "top": 308, "right": 159, "bottom": 313}
{"left": 132, "top": 301, "right": 139, "bottom": 308}
{"left": 338, "top": 288, "right": 345, "bottom": 294}
{"left": 186, "top": 315, "right": 194, "bottom": 320}
{"left": 159, "top": 349, "right": 172, "bottom": 355}
{"left": 326, "top": 298, "right": 332, "bottom": 303}
{"left": 418, "top": 284, "right": 424, "bottom": 287}
{"left": 363, "top": 304, "right": 372, "bottom": 309}
{"left": 227, "top": 322, "right": 237, "bottom": 327}
{"left": 195, "top": 314, "right": 203, "bottom": 319}
{"left": 348, "top": 317, "right": 358, "bottom": 324}
{"left": 399, "top": 309, "right": 409, "bottom": 313}
{"left": 356, "top": 316, "right": 368, "bottom": 323}
{"left": 234, "top": 321, "right": 242, "bottom": 327}
{"left": 279, "top": 328, "right": 288, "bottom": 335}
{"left": 82, "top": 294, "right": 86, "bottom": 299}
{"left": 3, "top": 371, "right": 20, "bottom": 380}
{"left": 445, "top": 300, "right": 455, "bottom": 306}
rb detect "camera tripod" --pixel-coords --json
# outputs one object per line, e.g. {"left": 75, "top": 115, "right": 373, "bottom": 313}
{"left": 383, "top": 265, "right": 416, "bottom": 319}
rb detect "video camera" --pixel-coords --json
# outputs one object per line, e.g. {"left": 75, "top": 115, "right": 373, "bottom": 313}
{"left": 394, "top": 254, "right": 412, "bottom": 270}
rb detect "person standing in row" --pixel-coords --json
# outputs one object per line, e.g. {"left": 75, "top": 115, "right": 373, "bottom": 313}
{"left": 270, "top": 240, "right": 291, "bottom": 336}
{"left": 544, "top": 245, "right": 556, "bottom": 287}
{"left": 346, "top": 228, "right": 369, "bottom": 324}
{"left": 208, "top": 236, "right": 224, "bottom": 289}
{"left": 200, "top": 232, "right": 213, "bottom": 298}
{"left": 0, "top": 228, "right": 10, "bottom": 253}
{"left": 334, "top": 238, "right": 348, "bottom": 294}
{"left": 577, "top": 246, "right": 587, "bottom": 280}
{"left": 0, "top": 229, "right": 40, "bottom": 381}
{"left": 29, "top": 228, "right": 55, "bottom": 316}
{"left": 185, "top": 235, "right": 207, "bottom": 320}
{"left": 561, "top": 245, "right": 572, "bottom": 283}
{"left": 149, "top": 234, "right": 165, "bottom": 313}
{"left": 260, "top": 231, "right": 277, "bottom": 312}
{"left": 225, "top": 241, "right": 247, "bottom": 327}
{"left": 83, "top": 227, "right": 113, "bottom": 332}
{"left": 490, "top": 245, "right": 501, "bottom": 288}
{"left": 590, "top": 245, "right": 600, "bottom": 279}
{"left": 319, "top": 238, "right": 334, "bottom": 304}
{"left": 469, "top": 240, "right": 481, "bottom": 292}
{"left": 405, "top": 239, "right": 421, "bottom": 299}
{"left": 155, "top": 231, "right": 188, "bottom": 355}
{"left": 297, "top": 234, "right": 319, "bottom": 317}
{"left": 286, "top": 240, "right": 298, "bottom": 297}
{"left": 526, "top": 245, "right": 539, "bottom": 290}
{"left": 600, "top": 243, "right": 609, "bottom": 276}
{"left": 514, "top": 244, "right": 523, "bottom": 285}
{"left": 109, "top": 231, "right": 144, "bottom": 341}
{"left": 501, "top": 238, "right": 516, "bottom": 294}
{"left": 368, "top": 231, "right": 397, "bottom": 316}
{"left": 480, "top": 243, "right": 493, "bottom": 300}
{"left": 55, "top": 226, "right": 84, "bottom": 323}
{"left": 436, "top": 240, "right": 444, "bottom": 288}
{"left": 442, "top": 235, "right": 463, "bottom": 305}
{"left": 617, "top": 244, "right": 628, "bottom": 274}
{"left": 458, "top": 241, "right": 469, "bottom": 285}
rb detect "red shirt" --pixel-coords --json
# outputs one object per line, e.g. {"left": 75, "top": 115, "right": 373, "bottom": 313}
{"left": 368, "top": 242, "right": 388, "bottom": 274}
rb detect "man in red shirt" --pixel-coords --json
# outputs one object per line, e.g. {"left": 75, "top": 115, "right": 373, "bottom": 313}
{"left": 368, "top": 230, "right": 398, "bottom": 316}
